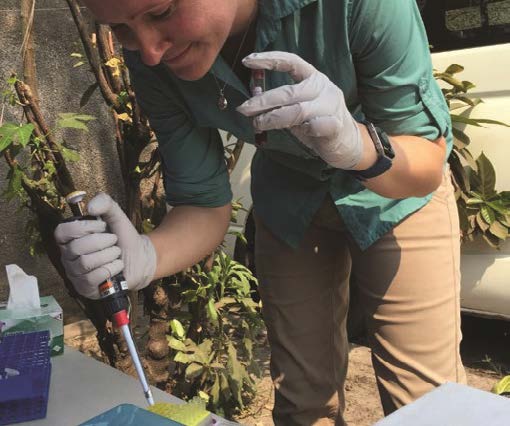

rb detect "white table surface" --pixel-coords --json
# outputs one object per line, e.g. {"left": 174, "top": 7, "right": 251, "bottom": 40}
{"left": 375, "top": 382, "right": 510, "bottom": 426}
{"left": 17, "top": 346, "right": 184, "bottom": 425}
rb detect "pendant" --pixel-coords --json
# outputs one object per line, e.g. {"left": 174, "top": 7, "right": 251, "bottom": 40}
{"left": 218, "top": 94, "right": 228, "bottom": 111}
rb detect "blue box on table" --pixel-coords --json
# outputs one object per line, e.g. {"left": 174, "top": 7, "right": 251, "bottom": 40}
{"left": 0, "top": 330, "right": 51, "bottom": 425}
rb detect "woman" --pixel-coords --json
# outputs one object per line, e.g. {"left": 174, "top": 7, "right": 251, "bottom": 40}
{"left": 55, "top": 0, "right": 466, "bottom": 424}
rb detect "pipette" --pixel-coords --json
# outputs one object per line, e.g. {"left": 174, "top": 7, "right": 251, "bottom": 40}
{"left": 64, "top": 191, "right": 155, "bottom": 406}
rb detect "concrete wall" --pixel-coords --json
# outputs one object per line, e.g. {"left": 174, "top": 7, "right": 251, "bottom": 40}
{"left": 0, "top": 0, "right": 124, "bottom": 322}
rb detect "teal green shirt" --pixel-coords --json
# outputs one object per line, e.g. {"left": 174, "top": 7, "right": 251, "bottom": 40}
{"left": 124, "top": 0, "right": 452, "bottom": 250}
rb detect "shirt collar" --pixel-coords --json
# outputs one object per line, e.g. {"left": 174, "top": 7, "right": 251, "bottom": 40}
{"left": 256, "top": 0, "right": 318, "bottom": 50}
{"left": 210, "top": 0, "right": 317, "bottom": 94}
{"left": 258, "top": 0, "right": 317, "bottom": 20}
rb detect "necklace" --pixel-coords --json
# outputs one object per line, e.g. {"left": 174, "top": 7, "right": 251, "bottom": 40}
{"left": 213, "top": 17, "right": 254, "bottom": 111}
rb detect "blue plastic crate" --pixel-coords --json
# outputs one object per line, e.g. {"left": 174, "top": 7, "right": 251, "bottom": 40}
{"left": 0, "top": 331, "right": 51, "bottom": 425}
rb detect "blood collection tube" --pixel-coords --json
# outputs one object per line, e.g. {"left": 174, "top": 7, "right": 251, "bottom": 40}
{"left": 251, "top": 69, "right": 267, "bottom": 147}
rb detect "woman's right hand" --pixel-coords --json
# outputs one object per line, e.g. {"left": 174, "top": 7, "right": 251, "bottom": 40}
{"left": 54, "top": 193, "right": 157, "bottom": 299}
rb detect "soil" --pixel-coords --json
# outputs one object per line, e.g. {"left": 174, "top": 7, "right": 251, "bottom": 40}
{"left": 64, "top": 314, "right": 510, "bottom": 426}
{"left": 232, "top": 316, "right": 508, "bottom": 426}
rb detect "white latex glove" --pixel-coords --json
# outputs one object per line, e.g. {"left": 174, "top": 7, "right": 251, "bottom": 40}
{"left": 54, "top": 193, "right": 157, "bottom": 299}
{"left": 237, "top": 51, "right": 363, "bottom": 170}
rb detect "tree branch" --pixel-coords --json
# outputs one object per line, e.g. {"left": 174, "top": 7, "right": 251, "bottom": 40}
{"left": 65, "top": 0, "right": 121, "bottom": 111}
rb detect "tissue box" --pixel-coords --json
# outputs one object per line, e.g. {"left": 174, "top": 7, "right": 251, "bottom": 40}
{"left": 0, "top": 296, "right": 63, "bottom": 356}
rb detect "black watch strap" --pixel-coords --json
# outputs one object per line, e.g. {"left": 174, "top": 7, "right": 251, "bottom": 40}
{"left": 348, "top": 121, "right": 395, "bottom": 181}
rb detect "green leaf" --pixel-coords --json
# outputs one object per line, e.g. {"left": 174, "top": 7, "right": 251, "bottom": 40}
{"left": 500, "top": 192, "right": 510, "bottom": 203}
{"left": 185, "top": 363, "right": 204, "bottom": 381}
{"left": 197, "top": 339, "right": 213, "bottom": 364}
{"left": 61, "top": 147, "right": 80, "bottom": 162}
{"left": 492, "top": 376, "right": 510, "bottom": 395}
{"left": 57, "top": 113, "right": 95, "bottom": 132}
{"left": 230, "top": 231, "right": 248, "bottom": 246}
{"left": 210, "top": 374, "right": 221, "bottom": 405}
{"left": 450, "top": 94, "right": 482, "bottom": 107}
{"left": 472, "top": 118, "right": 510, "bottom": 127}
{"left": 475, "top": 152, "right": 497, "bottom": 198}
{"left": 169, "top": 319, "right": 186, "bottom": 339}
{"left": 452, "top": 127, "right": 471, "bottom": 149}
{"left": 206, "top": 298, "right": 218, "bottom": 322}
{"left": 445, "top": 64, "right": 464, "bottom": 75}
{"left": 167, "top": 336, "right": 187, "bottom": 351}
{"left": 482, "top": 232, "right": 501, "bottom": 249}
{"left": 243, "top": 337, "right": 253, "bottom": 358}
{"left": 241, "top": 298, "right": 258, "bottom": 309}
{"left": 466, "top": 198, "right": 484, "bottom": 205}
{"left": 437, "top": 74, "right": 465, "bottom": 90}
{"left": 198, "top": 391, "right": 210, "bottom": 403}
{"left": 486, "top": 200, "right": 510, "bottom": 216}
{"left": 489, "top": 221, "right": 508, "bottom": 240}
{"left": 462, "top": 81, "right": 476, "bottom": 92}
{"left": 476, "top": 212, "right": 490, "bottom": 231}
{"left": 227, "top": 343, "right": 246, "bottom": 407}
{"left": 219, "top": 372, "right": 231, "bottom": 402}
{"left": 448, "top": 152, "right": 470, "bottom": 193}
{"left": 451, "top": 114, "right": 510, "bottom": 128}
{"left": 43, "top": 161, "right": 56, "bottom": 176}
{"left": 450, "top": 114, "right": 484, "bottom": 127}
{"left": 174, "top": 351, "right": 194, "bottom": 364}
{"left": 458, "top": 205, "right": 470, "bottom": 233}
{"left": 142, "top": 219, "right": 155, "bottom": 234}
{"left": 458, "top": 147, "right": 478, "bottom": 172}
{"left": 80, "top": 82, "right": 99, "bottom": 108}
{"left": 469, "top": 191, "right": 483, "bottom": 200}
{"left": 0, "top": 123, "right": 35, "bottom": 152}
{"left": 248, "top": 358, "right": 262, "bottom": 378}
{"left": 480, "top": 206, "right": 495, "bottom": 225}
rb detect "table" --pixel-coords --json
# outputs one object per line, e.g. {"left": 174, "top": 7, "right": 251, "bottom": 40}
{"left": 375, "top": 382, "right": 510, "bottom": 426}
{"left": 16, "top": 347, "right": 190, "bottom": 425}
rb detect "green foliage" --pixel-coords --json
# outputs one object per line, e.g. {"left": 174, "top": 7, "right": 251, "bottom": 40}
{"left": 2, "top": 76, "right": 19, "bottom": 106}
{"left": 0, "top": 123, "right": 34, "bottom": 152}
{"left": 166, "top": 251, "right": 263, "bottom": 417}
{"left": 436, "top": 65, "right": 510, "bottom": 248}
{"left": 230, "top": 199, "right": 248, "bottom": 228}
{"left": 1, "top": 78, "right": 91, "bottom": 219}
{"left": 457, "top": 153, "right": 510, "bottom": 247}
{"left": 492, "top": 375, "right": 510, "bottom": 396}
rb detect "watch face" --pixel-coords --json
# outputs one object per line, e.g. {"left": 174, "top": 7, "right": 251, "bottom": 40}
{"left": 383, "top": 143, "right": 395, "bottom": 159}
{"left": 376, "top": 128, "right": 395, "bottom": 159}
{"left": 348, "top": 121, "right": 395, "bottom": 180}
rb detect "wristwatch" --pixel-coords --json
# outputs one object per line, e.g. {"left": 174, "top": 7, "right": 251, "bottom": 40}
{"left": 348, "top": 121, "right": 395, "bottom": 181}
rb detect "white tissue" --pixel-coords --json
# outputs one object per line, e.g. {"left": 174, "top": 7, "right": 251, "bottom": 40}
{"left": 6, "top": 264, "right": 40, "bottom": 310}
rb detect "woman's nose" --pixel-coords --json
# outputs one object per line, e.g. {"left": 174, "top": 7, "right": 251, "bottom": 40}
{"left": 136, "top": 27, "right": 172, "bottom": 66}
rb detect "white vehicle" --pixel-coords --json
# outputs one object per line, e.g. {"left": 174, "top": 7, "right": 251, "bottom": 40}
{"left": 224, "top": 0, "right": 510, "bottom": 320}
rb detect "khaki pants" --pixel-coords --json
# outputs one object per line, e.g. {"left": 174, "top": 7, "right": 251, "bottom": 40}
{"left": 254, "top": 170, "right": 466, "bottom": 425}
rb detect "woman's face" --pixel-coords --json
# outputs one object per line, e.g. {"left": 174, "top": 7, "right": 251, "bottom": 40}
{"left": 83, "top": 0, "right": 245, "bottom": 80}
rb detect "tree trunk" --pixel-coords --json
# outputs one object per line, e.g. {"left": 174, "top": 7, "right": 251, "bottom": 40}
{"left": 16, "top": 2, "right": 124, "bottom": 366}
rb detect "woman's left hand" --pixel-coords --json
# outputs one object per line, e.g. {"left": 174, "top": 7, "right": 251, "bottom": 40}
{"left": 237, "top": 51, "right": 363, "bottom": 170}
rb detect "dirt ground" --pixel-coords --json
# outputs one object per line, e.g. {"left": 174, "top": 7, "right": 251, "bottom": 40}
{"left": 64, "top": 314, "right": 509, "bottom": 426}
